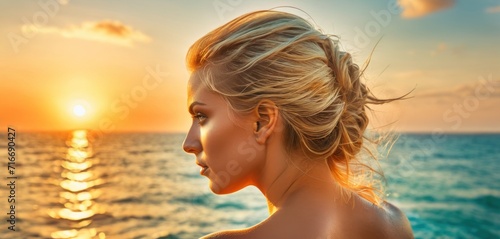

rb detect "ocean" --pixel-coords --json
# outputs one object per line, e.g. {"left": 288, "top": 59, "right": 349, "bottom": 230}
{"left": 0, "top": 131, "right": 498, "bottom": 239}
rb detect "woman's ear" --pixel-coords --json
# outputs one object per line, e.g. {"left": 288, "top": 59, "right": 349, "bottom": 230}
{"left": 253, "top": 100, "right": 279, "bottom": 144}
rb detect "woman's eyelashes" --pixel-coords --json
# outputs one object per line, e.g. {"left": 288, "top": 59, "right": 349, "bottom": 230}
{"left": 192, "top": 112, "right": 207, "bottom": 124}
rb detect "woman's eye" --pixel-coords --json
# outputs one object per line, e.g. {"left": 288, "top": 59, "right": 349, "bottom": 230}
{"left": 193, "top": 113, "right": 207, "bottom": 124}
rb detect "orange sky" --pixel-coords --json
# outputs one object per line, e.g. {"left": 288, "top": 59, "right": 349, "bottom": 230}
{"left": 1, "top": 0, "right": 499, "bottom": 133}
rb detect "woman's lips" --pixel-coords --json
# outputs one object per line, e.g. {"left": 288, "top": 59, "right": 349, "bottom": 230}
{"left": 196, "top": 161, "right": 209, "bottom": 175}
{"left": 199, "top": 166, "right": 208, "bottom": 175}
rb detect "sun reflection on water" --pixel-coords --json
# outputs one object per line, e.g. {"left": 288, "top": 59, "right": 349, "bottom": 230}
{"left": 50, "top": 130, "right": 106, "bottom": 239}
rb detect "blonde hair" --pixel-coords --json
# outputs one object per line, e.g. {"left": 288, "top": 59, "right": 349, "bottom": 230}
{"left": 186, "top": 10, "right": 401, "bottom": 205}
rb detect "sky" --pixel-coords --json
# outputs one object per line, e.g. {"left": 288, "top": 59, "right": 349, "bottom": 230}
{"left": 0, "top": 0, "right": 499, "bottom": 133}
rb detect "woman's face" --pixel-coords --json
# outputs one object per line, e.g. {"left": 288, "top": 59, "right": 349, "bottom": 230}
{"left": 182, "top": 71, "right": 265, "bottom": 194}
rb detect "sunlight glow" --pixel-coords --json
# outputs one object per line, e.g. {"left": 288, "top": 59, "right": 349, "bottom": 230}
{"left": 73, "top": 104, "right": 87, "bottom": 117}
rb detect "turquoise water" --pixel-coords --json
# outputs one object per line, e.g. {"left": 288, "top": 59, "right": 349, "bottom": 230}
{"left": 383, "top": 134, "right": 500, "bottom": 239}
{"left": 0, "top": 131, "right": 498, "bottom": 238}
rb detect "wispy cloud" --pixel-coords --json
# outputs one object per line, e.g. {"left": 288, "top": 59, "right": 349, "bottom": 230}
{"left": 398, "top": 0, "right": 455, "bottom": 19}
{"left": 486, "top": 5, "right": 500, "bottom": 13}
{"left": 24, "top": 20, "right": 151, "bottom": 47}
{"left": 57, "top": 0, "right": 69, "bottom": 5}
{"left": 429, "top": 42, "right": 465, "bottom": 56}
{"left": 430, "top": 42, "right": 448, "bottom": 56}
{"left": 394, "top": 70, "right": 426, "bottom": 79}
{"left": 417, "top": 77, "right": 500, "bottom": 100}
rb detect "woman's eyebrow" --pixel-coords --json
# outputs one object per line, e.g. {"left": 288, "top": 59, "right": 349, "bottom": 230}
{"left": 188, "top": 101, "right": 206, "bottom": 114}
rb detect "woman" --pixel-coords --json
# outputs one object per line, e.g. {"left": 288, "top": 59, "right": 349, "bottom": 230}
{"left": 183, "top": 10, "right": 413, "bottom": 239}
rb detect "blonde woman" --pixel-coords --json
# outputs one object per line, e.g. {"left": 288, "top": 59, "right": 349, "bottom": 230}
{"left": 183, "top": 10, "right": 413, "bottom": 239}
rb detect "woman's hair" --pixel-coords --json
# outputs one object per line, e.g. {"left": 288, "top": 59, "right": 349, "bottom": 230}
{"left": 186, "top": 10, "right": 402, "bottom": 205}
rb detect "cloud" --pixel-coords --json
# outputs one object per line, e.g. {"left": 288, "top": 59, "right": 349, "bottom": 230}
{"left": 429, "top": 42, "right": 465, "bottom": 56}
{"left": 394, "top": 75, "right": 500, "bottom": 132}
{"left": 417, "top": 76, "right": 500, "bottom": 101}
{"left": 430, "top": 42, "right": 448, "bottom": 56}
{"left": 23, "top": 20, "right": 151, "bottom": 47}
{"left": 398, "top": 0, "right": 455, "bottom": 19}
{"left": 486, "top": 6, "right": 500, "bottom": 13}
{"left": 394, "top": 70, "right": 426, "bottom": 79}
{"left": 57, "top": 0, "right": 69, "bottom": 5}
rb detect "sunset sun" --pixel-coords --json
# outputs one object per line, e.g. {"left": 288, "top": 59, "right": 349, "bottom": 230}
{"left": 73, "top": 104, "right": 87, "bottom": 117}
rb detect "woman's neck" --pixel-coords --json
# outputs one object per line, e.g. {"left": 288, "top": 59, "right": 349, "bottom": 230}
{"left": 258, "top": 156, "right": 339, "bottom": 214}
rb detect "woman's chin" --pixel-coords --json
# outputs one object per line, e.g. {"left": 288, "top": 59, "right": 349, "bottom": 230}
{"left": 208, "top": 182, "right": 231, "bottom": 195}
{"left": 208, "top": 180, "right": 243, "bottom": 195}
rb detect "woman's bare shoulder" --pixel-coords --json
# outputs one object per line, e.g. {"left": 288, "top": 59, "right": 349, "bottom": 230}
{"left": 200, "top": 200, "right": 413, "bottom": 239}
{"left": 326, "top": 196, "right": 413, "bottom": 239}
{"left": 200, "top": 209, "right": 331, "bottom": 239}
{"left": 380, "top": 201, "right": 414, "bottom": 239}
{"left": 344, "top": 199, "right": 413, "bottom": 239}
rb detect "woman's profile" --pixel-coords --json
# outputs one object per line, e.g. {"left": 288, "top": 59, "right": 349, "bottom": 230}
{"left": 182, "top": 10, "right": 414, "bottom": 239}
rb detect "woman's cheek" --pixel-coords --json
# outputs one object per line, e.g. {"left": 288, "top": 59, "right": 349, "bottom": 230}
{"left": 202, "top": 121, "right": 223, "bottom": 164}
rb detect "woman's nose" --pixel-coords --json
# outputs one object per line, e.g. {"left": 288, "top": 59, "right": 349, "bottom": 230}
{"left": 182, "top": 127, "right": 201, "bottom": 154}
